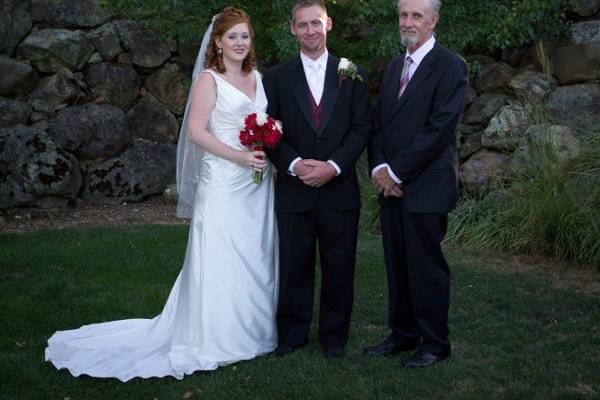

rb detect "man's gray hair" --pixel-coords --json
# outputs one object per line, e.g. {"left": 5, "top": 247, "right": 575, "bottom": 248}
{"left": 397, "top": 0, "right": 441, "bottom": 15}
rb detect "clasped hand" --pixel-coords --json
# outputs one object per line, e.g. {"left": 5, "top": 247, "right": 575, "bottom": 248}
{"left": 372, "top": 168, "right": 403, "bottom": 198}
{"left": 294, "top": 159, "right": 336, "bottom": 188}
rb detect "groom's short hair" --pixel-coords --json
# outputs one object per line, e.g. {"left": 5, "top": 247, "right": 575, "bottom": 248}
{"left": 291, "top": 0, "right": 328, "bottom": 22}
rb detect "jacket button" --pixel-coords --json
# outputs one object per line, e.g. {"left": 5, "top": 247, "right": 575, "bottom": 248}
{"left": 316, "top": 139, "right": 321, "bottom": 144}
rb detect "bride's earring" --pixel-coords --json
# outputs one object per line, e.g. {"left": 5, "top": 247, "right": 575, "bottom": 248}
{"left": 218, "top": 47, "right": 223, "bottom": 55}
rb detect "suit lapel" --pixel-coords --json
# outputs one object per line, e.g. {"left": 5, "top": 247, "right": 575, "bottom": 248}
{"left": 392, "top": 43, "right": 440, "bottom": 117}
{"left": 289, "top": 57, "right": 318, "bottom": 134}
{"left": 318, "top": 55, "right": 341, "bottom": 135}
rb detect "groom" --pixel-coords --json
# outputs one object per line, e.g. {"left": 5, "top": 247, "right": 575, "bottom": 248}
{"left": 263, "top": 0, "right": 370, "bottom": 359}
{"left": 366, "top": 0, "right": 468, "bottom": 368}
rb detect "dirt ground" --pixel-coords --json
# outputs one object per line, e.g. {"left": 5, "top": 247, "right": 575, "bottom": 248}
{"left": 0, "top": 196, "right": 186, "bottom": 234}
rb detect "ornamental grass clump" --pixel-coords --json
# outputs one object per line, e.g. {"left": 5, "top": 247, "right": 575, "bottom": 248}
{"left": 447, "top": 133, "right": 600, "bottom": 267}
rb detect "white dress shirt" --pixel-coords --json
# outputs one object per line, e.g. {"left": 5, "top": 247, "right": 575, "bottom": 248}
{"left": 301, "top": 50, "right": 327, "bottom": 104}
{"left": 288, "top": 50, "right": 341, "bottom": 177}
{"left": 372, "top": 36, "right": 436, "bottom": 184}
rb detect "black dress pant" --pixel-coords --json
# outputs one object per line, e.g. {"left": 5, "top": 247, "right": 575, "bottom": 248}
{"left": 276, "top": 200, "right": 359, "bottom": 348}
{"left": 380, "top": 202, "right": 451, "bottom": 355}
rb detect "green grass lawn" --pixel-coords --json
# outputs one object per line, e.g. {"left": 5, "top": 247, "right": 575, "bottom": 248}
{"left": 1, "top": 225, "right": 599, "bottom": 399}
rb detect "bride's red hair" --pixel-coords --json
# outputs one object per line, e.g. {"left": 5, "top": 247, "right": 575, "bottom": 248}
{"left": 204, "top": 7, "right": 257, "bottom": 74}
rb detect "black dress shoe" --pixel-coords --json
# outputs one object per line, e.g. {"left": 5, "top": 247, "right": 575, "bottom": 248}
{"left": 403, "top": 350, "right": 449, "bottom": 368}
{"left": 323, "top": 346, "right": 345, "bottom": 359}
{"left": 364, "top": 336, "right": 421, "bottom": 357}
{"left": 273, "top": 342, "right": 307, "bottom": 357}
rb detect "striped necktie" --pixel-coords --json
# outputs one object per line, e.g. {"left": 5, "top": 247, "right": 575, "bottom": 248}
{"left": 397, "top": 56, "right": 413, "bottom": 99}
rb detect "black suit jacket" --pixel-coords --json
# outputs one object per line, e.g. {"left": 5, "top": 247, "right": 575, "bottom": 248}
{"left": 263, "top": 54, "right": 371, "bottom": 213}
{"left": 368, "top": 42, "right": 468, "bottom": 213}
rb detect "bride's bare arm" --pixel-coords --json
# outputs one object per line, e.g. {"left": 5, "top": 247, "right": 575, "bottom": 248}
{"left": 187, "top": 72, "right": 265, "bottom": 170}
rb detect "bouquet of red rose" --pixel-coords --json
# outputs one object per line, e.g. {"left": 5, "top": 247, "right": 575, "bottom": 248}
{"left": 239, "top": 112, "right": 283, "bottom": 184}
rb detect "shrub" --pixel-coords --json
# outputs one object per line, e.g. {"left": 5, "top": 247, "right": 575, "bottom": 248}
{"left": 438, "top": 0, "right": 568, "bottom": 54}
{"left": 103, "top": 0, "right": 569, "bottom": 72}
{"left": 446, "top": 134, "right": 600, "bottom": 267}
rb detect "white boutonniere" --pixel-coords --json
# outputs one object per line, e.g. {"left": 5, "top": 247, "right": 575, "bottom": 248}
{"left": 337, "top": 57, "right": 363, "bottom": 86}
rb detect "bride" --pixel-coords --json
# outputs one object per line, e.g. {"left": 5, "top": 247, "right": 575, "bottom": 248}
{"left": 45, "top": 7, "right": 278, "bottom": 381}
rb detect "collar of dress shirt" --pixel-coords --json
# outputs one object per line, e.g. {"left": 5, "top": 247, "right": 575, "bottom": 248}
{"left": 300, "top": 50, "right": 329, "bottom": 73}
{"left": 406, "top": 35, "right": 435, "bottom": 69}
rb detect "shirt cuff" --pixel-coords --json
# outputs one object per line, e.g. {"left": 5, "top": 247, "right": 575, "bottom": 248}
{"left": 288, "top": 157, "right": 302, "bottom": 176}
{"left": 371, "top": 163, "right": 388, "bottom": 177}
{"left": 371, "top": 163, "right": 402, "bottom": 184}
{"left": 327, "top": 160, "right": 341, "bottom": 176}
{"left": 387, "top": 166, "right": 402, "bottom": 184}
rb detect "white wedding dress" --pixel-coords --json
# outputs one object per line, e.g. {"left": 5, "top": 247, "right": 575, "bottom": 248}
{"left": 45, "top": 69, "right": 278, "bottom": 382}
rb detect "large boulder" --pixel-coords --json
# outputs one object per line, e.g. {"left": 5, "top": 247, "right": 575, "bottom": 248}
{"left": 546, "top": 84, "right": 600, "bottom": 134}
{"left": 518, "top": 39, "right": 562, "bottom": 71}
{"left": 83, "top": 140, "right": 176, "bottom": 203}
{"left": 0, "top": 125, "right": 81, "bottom": 208}
{"left": 512, "top": 125, "right": 581, "bottom": 170}
{"left": 30, "top": 68, "right": 84, "bottom": 113}
{"left": 481, "top": 104, "right": 533, "bottom": 151}
{"left": 18, "top": 29, "right": 94, "bottom": 73}
{"left": 85, "top": 22, "right": 123, "bottom": 61}
{"left": 49, "top": 103, "right": 130, "bottom": 160}
{"left": 551, "top": 43, "right": 600, "bottom": 85}
{"left": 145, "top": 63, "right": 188, "bottom": 116}
{"left": 459, "top": 134, "right": 483, "bottom": 160}
{"left": 114, "top": 20, "right": 171, "bottom": 68}
{"left": 0, "top": 55, "right": 39, "bottom": 97}
{"left": 508, "top": 71, "right": 558, "bottom": 102}
{"left": 474, "top": 62, "right": 515, "bottom": 95}
{"left": 501, "top": 46, "right": 528, "bottom": 68}
{"left": 0, "top": 98, "right": 31, "bottom": 128}
{"left": 459, "top": 150, "right": 510, "bottom": 195}
{"left": 127, "top": 96, "right": 179, "bottom": 143}
{"left": 31, "top": 0, "right": 112, "bottom": 29}
{"left": 571, "top": 20, "right": 600, "bottom": 44}
{"left": 462, "top": 93, "right": 510, "bottom": 126}
{"left": 0, "top": 0, "right": 32, "bottom": 56}
{"left": 568, "top": 0, "right": 600, "bottom": 17}
{"left": 86, "top": 62, "right": 140, "bottom": 109}
{"left": 457, "top": 126, "right": 483, "bottom": 160}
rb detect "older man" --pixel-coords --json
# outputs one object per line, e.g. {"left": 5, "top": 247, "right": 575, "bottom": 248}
{"left": 366, "top": 0, "right": 468, "bottom": 368}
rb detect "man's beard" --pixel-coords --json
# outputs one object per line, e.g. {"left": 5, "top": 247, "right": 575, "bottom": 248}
{"left": 400, "top": 33, "right": 418, "bottom": 49}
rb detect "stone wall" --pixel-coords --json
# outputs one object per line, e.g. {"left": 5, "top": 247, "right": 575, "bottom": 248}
{"left": 1, "top": 0, "right": 599, "bottom": 208}
{"left": 452, "top": 0, "right": 600, "bottom": 194}
{"left": 0, "top": 0, "right": 195, "bottom": 208}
